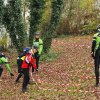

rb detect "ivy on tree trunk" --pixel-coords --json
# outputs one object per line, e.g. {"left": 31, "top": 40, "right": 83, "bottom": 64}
{"left": 3, "top": 0, "right": 25, "bottom": 53}
{"left": 29, "top": 0, "right": 45, "bottom": 46}
{"left": 1, "top": 0, "right": 63, "bottom": 54}
{"left": 43, "top": 0, "right": 63, "bottom": 53}
{"left": 0, "top": 0, "right": 4, "bottom": 25}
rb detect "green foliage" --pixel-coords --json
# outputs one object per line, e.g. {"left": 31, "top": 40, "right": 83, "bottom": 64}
{"left": 1, "top": 0, "right": 99, "bottom": 53}
{"left": 82, "top": 20, "right": 98, "bottom": 34}
{"left": 0, "top": 0, "right": 4, "bottom": 24}
{"left": 43, "top": 0, "right": 63, "bottom": 53}
{"left": 0, "top": 38, "right": 7, "bottom": 50}
{"left": 0, "top": 32, "right": 11, "bottom": 51}
{"left": 29, "top": 0, "right": 45, "bottom": 46}
{"left": 39, "top": 0, "right": 51, "bottom": 35}
{"left": 79, "top": 0, "right": 95, "bottom": 10}
{"left": 40, "top": 49, "right": 60, "bottom": 62}
{"left": 56, "top": 0, "right": 98, "bottom": 35}
{"left": 3, "top": 0, "right": 25, "bottom": 53}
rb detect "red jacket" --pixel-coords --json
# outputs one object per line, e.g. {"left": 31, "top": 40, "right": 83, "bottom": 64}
{"left": 21, "top": 53, "right": 36, "bottom": 69}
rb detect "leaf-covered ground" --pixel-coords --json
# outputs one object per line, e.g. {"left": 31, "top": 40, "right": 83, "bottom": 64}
{"left": 0, "top": 35, "right": 99, "bottom": 100}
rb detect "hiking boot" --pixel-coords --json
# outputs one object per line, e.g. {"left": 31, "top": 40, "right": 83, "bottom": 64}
{"left": 22, "top": 88, "right": 28, "bottom": 93}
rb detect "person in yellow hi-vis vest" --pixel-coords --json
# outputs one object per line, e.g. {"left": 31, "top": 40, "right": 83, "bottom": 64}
{"left": 32, "top": 32, "right": 43, "bottom": 83}
{"left": 32, "top": 32, "right": 43, "bottom": 72}
{"left": 0, "top": 53, "right": 14, "bottom": 81}
{"left": 91, "top": 25, "right": 100, "bottom": 87}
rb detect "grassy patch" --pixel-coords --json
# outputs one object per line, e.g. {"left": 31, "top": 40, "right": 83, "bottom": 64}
{"left": 57, "top": 34, "right": 69, "bottom": 39}
{"left": 40, "top": 49, "right": 60, "bottom": 62}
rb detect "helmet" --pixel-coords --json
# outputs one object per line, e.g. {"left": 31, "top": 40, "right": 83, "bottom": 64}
{"left": 24, "top": 47, "right": 30, "bottom": 54}
{"left": 35, "top": 32, "right": 40, "bottom": 35}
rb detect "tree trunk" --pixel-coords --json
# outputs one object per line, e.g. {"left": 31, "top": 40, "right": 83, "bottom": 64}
{"left": 43, "top": 0, "right": 63, "bottom": 53}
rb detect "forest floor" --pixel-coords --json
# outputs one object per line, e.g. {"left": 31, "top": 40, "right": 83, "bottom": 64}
{"left": 0, "top": 35, "right": 100, "bottom": 100}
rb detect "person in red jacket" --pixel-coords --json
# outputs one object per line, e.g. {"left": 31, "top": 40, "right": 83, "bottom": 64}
{"left": 22, "top": 47, "right": 36, "bottom": 93}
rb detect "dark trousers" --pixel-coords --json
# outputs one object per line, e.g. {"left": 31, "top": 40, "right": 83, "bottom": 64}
{"left": 22, "top": 68, "right": 30, "bottom": 91}
{"left": 36, "top": 56, "right": 40, "bottom": 71}
{"left": 94, "top": 49, "right": 100, "bottom": 85}
{"left": 0, "top": 66, "right": 3, "bottom": 77}
{"left": 32, "top": 53, "right": 40, "bottom": 72}
{"left": 15, "top": 73, "right": 23, "bottom": 82}
{"left": 15, "top": 65, "right": 23, "bottom": 82}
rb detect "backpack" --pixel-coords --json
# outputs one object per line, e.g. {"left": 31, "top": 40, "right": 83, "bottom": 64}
{"left": 17, "top": 53, "right": 25, "bottom": 73}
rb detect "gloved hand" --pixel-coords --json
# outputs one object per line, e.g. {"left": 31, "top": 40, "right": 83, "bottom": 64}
{"left": 10, "top": 73, "right": 14, "bottom": 76}
{"left": 91, "top": 52, "right": 94, "bottom": 59}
